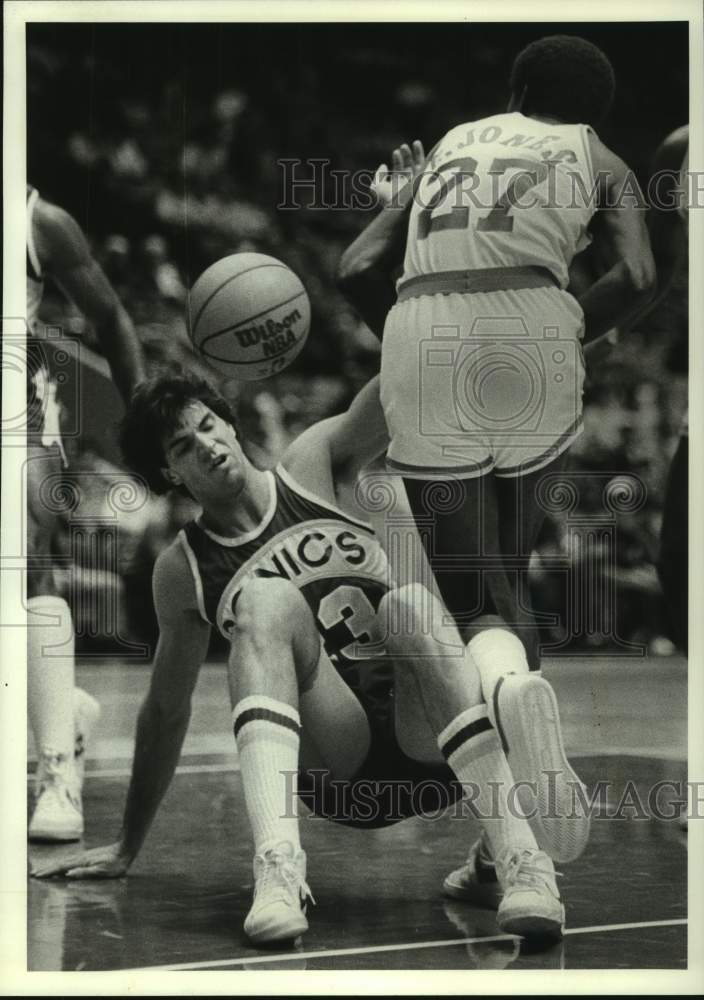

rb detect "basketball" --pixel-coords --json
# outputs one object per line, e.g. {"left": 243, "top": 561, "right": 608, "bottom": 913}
{"left": 188, "top": 253, "right": 311, "bottom": 380}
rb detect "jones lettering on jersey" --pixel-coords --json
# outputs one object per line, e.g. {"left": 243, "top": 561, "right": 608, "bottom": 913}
{"left": 432, "top": 124, "right": 579, "bottom": 171}
{"left": 216, "top": 520, "right": 389, "bottom": 637}
{"left": 526, "top": 134, "right": 561, "bottom": 151}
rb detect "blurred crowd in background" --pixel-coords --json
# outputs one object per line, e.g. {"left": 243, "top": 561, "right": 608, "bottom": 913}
{"left": 26, "top": 21, "right": 688, "bottom": 657}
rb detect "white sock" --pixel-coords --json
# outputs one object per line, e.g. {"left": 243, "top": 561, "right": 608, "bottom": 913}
{"left": 468, "top": 629, "right": 529, "bottom": 727}
{"left": 27, "top": 596, "right": 75, "bottom": 759}
{"left": 438, "top": 704, "right": 537, "bottom": 860}
{"left": 233, "top": 695, "right": 302, "bottom": 855}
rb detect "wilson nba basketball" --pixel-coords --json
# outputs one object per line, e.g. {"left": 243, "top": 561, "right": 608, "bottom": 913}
{"left": 188, "top": 253, "right": 311, "bottom": 380}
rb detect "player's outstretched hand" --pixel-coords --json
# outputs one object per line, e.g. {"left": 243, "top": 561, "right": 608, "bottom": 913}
{"left": 31, "top": 842, "right": 131, "bottom": 879}
{"left": 371, "top": 140, "right": 426, "bottom": 208}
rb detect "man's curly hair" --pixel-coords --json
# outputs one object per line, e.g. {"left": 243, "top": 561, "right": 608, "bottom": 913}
{"left": 119, "top": 370, "right": 238, "bottom": 495}
{"left": 510, "top": 35, "right": 616, "bottom": 127}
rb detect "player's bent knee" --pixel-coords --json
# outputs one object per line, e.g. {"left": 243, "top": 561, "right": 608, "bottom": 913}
{"left": 379, "top": 584, "right": 442, "bottom": 652}
{"left": 379, "top": 583, "right": 433, "bottom": 619}
{"left": 235, "top": 577, "right": 311, "bottom": 640}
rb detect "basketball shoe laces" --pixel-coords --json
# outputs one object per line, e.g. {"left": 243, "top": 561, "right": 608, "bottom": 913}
{"left": 255, "top": 847, "right": 316, "bottom": 909}
{"left": 501, "top": 849, "right": 562, "bottom": 892}
{"left": 37, "top": 751, "right": 81, "bottom": 807}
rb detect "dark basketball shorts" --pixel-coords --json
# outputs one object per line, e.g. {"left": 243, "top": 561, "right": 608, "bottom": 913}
{"left": 297, "top": 690, "right": 463, "bottom": 830}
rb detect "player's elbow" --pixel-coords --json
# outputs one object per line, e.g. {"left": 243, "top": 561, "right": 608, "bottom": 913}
{"left": 337, "top": 248, "right": 373, "bottom": 292}
{"left": 96, "top": 298, "right": 132, "bottom": 342}
{"left": 623, "top": 255, "right": 657, "bottom": 304}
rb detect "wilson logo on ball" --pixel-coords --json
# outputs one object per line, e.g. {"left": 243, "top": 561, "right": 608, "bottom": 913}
{"left": 189, "top": 253, "right": 311, "bottom": 381}
{"left": 232, "top": 308, "right": 303, "bottom": 353}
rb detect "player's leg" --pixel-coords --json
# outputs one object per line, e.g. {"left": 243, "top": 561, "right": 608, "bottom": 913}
{"left": 490, "top": 455, "right": 590, "bottom": 862}
{"left": 491, "top": 451, "right": 570, "bottom": 670}
{"left": 401, "top": 472, "right": 520, "bottom": 635}
{"left": 402, "top": 472, "right": 534, "bottom": 701}
{"left": 658, "top": 426, "right": 688, "bottom": 831}
{"left": 658, "top": 430, "right": 688, "bottom": 654}
{"left": 227, "top": 576, "right": 370, "bottom": 944}
{"left": 403, "top": 465, "right": 588, "bottom": 864}
{"left": 381, "top": 583, "right": 564, "bottom": 938}
{"left": 27, "top": 445, "right": 91, "bottom": 841}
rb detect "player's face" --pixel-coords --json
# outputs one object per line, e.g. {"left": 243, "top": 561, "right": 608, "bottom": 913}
{"left": 161, "top": 401, "right": 246, "bottom": 501}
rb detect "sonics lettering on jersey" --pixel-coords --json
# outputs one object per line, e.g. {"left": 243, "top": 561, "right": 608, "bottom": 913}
{"left": 215, "top": 519, "right": 390, "bottom": 637}
{"left": 429, "top": 125, "right": 579, "bottom": 168}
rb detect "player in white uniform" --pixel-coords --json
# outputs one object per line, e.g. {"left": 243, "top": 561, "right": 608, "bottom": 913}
{"left": 339, "top": 35, "right": 656, "bottom": 895}
{"left": 26, "top": 186, "right": 145, "bottom": 841}
{"left": 33, "top": 371, "right": 590, "bottom": 945}
{"left": 341, "top": 34, "right": 656, "bottom": 663}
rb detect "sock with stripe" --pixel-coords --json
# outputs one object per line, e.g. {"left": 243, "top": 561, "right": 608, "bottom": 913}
{"left": 468, "top": 628, "right": 529, "bottom": 728}
{"left": 438, "top": 703, "right": 538, "bottom": 860}
{"left": 233, "top": 696, "right": 302, "bottom": 855}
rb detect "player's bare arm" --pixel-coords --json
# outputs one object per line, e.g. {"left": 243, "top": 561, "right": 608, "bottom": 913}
{"left": 32, "top": 541, "right": 211, "bottom": 878}
{"left": 337, "top": 141, "right": 425, "bottom": 338}
{"left": 631, "top": 124, "right": 689, "bottom": 325}
{"left": 577, "top": 136, "right": 657, "bottom": 344}
{"left": 33, "top": 196, "right": 146, "bottom": 402}
{"left": 281, "top": 375, "right": 388, "bottom": 503}
{"left": 582, "top": 126, "right": 687, "bottom": 363}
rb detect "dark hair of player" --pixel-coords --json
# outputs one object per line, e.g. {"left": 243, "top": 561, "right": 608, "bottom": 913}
{"left": 510, "top": 35, "right": 616, "bottom": 127}
{"left": 119, "top": 370, "right": 239, "bottom": 495}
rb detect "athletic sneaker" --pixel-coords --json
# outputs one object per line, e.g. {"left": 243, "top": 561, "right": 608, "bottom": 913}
{"left": 495, "top": 673, "right": 590, "bottom": 863}
{"left": 244, "top": 842, "right": 313, "bottom": 945}
{"left": 495, "top": 847, "right": 564, "bottom": 939}
{"left": 442, "top": 834, "right": 502, "bottom": 909}
{"left": 29, "top": 751, "right": 83, "bottom": 842}
{"left": 73, "top": 687, "right": 101, "bottom": 788}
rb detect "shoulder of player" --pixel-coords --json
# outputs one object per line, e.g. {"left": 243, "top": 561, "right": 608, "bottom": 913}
{"left": 587, "top": 132, "right": 629, "bottom": 176}
{"left": 280, "top": 418, "right": 334, "bottom": 483}
{"left": 280, "top": 411, "right": 373, "bottom": 513}
{"left": 32, "top": 197, "right": 89, "bottom": 272}
{"left": 651, "top": 125, "right": 689, "bottom": 174}
{"left": 152, "top": 535, "right": 201, "bottom": 617}
{"left": 586, "top": 133, "right": 637, "bottom": 202}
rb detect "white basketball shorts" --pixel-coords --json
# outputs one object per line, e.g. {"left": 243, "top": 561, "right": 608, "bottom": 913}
{"left": 380, "top": 285, "right": 585, "bottom": 480}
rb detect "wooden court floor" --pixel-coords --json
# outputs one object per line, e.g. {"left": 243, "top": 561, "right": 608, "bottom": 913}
{"left": 27, "top": 656, "right": 688, "bottom": 972}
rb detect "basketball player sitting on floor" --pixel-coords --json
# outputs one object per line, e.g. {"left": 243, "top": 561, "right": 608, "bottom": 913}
{"left": 33, "top": 368, "right": 590, "bottom": 945}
